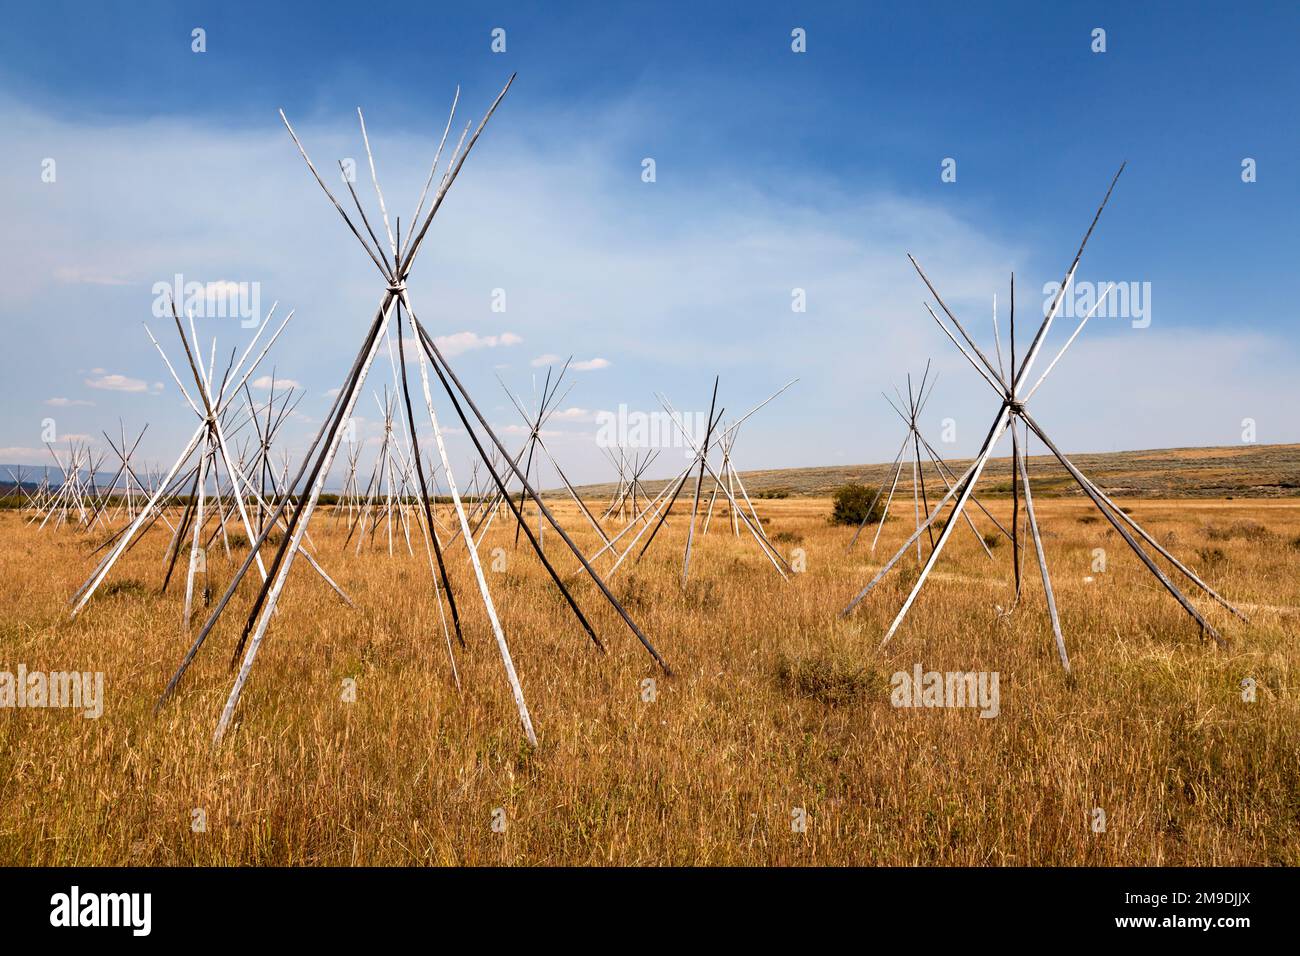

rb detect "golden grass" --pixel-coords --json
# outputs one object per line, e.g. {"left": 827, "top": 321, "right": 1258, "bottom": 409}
{"left": 1, "top": 494, "right": 1297, "bottom": 865}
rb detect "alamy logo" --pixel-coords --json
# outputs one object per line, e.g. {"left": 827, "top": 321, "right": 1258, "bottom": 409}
{"left": 594, "top": 404, "right": 708, "bottom": 451}
{"left": 49, "top": 886, "right": 151, "bottom": 936}
{"left": 1042, "top": 279, "right": 1151, "bottom": 328}
{"left": 0, "top": 665, "right": 104, "bottom": 718}
{"left": 890, "top": 664, "right": 1000, "bottom": 718}
{"left": 151, "top": 274, "right": 262, "bottom": 327}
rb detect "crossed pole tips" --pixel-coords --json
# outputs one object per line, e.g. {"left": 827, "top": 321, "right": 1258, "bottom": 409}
{"left": 601, "top": 446, "right": 660, "bottom": 526}
{"left": 841, "top": 164, "right": 1247, "bottom": 672}
{"left": 37, "top": 419, "right": 151, "bottom": 534}
{"left": 589, "top": 377, "right": 797, "bottom": 586}
{"left": 344, "top": 386, "right": 419, "bottom": 557}
{"left": 33, "top": 439, "right": 102, "bottom": 530}
{"left": 155, "top": 76, "right": 669, "bottom": 748}
{"left": 68, "top": 297, "right": 349, "bottom": 632}
{"left": 94, "top": 421, "right": 151, "bottom": 528}
{"left": 846, "top": 360, "right": 1012, "bottom": 561}
{"left": 494, "top": 360, "right": 615, "bottom": 552}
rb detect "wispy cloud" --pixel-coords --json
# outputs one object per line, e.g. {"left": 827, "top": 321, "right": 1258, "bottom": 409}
{"left": 498, "top": 423, "right": 565, "bottom": 438}
{"left": 44, "top": 397, "right": 94, "bottom": 407}
{"left": 53, "top": 267, "right": 132, "bottom": 287}
{"left": 433, "top": 331, "right": 523, "bottom": 357}
{"left": 530, "top": 354, "right": 607, "bottom": 372}
{"left": 3, "top": 92, "right": 1296, "bottom": 485}
{"left": 549, "top": 407, "right": 594, "bottom": 422}
{"left": 0, "top": 446, "right": 48, "bottom": 464}
{"left": 85, "top": 373, "right": 149, "bottom": 393}
{"left": 252, "top": 375, "right": 301, "bottom": 390}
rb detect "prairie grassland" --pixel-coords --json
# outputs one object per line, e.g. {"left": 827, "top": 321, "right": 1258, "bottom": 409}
{"left": 1, "top": 494, "right": 1297, "bottom": 866}
{"left": 573, "top": 442, "right": 1300, "bottom": 500}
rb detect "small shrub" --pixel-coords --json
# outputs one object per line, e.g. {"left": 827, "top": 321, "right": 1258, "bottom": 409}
{"left": 830, "top": 483, "right": 883, "bottom": 527}
{"left": 894, "top": 561, "right": 920, "bottom": 594}
{"left": 983, "top": 532, "right": 1001, "bottom": 549}
{"left": 771, "top": 530, "right": 802, "bottom": 544}
{"left": 1197, "top": 546, "right": 1226, "bottom": 567}
{"left": 102, "top": 579, "right": 146, "bottom": 598}
{"left": 775, "top": 650, "right": 877, "bottom": 705}
{"left": 1204, "top": 520, "right": 1272, "bottom": 543}
{"left": 685, "top": 579, "right": 718, "bottom": 608}
{"left": 616, "top": 573, "right": 649, "bottom": 610}
{"left": 228, "top": 529, "right": 285, "bottom": 549}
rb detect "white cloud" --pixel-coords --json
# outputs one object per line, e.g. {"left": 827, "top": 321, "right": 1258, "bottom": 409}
{"left": 1004, "top": 327, "right": 1298, "bottom": 452}
{"left": 44, "top": 397, "right": 95, "bottom": 407}
{"left": 85, "top": 373, "right": 149, "bottom": 393}
{"left": 433, "top": 331, "right": 523, "bottom": 357}
{"left": 252, "top": 375, "right": 301, "bottom": 390}
{"left": 2, "top": 93, "right": 1295, "bottom": 485}
{"left": 0, "top": 446, "right": 48, "bottom": 464}
{"left": 53, "top": 267, "right": 132, "bottom": 287}
{"left": 498, "top": 423, "right": 564, "bottom": 438}
{"left": 530, "top": 354, "right": 607, "bottom": 372}
{"left": 549, "top": 407, "right": 594, "bottom": 422}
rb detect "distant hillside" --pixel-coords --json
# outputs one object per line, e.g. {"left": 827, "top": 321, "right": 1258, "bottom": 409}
{"left": 7, "top": 444, "right": 1298, "bottom": 505}
{"left": 559, "top": 443, "right": 1300, "bottom": 501}
{"left": 0, "top": 467, "right": 118, "bottom": 490}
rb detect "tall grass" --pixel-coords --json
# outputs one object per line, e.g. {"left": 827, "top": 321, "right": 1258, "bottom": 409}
{"left": 0, "top": 495, "right": 1296, "bottom": 865}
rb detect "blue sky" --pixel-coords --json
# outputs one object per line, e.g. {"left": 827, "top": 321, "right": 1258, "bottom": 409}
{"left": 2, "top": 1, "right": 1297, "bottom": 485}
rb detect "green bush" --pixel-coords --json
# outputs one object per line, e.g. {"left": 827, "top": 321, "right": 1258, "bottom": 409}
{"left": 830, "top": 483, "right": 883, "bottom": 526}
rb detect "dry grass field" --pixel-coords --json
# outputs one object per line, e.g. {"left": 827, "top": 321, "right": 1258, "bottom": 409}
{"left": 571, "top": 443, "right": 1300, "bottom": 501}
{"left": 1, "top": 486, "right": 1298, "bottom": 866}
